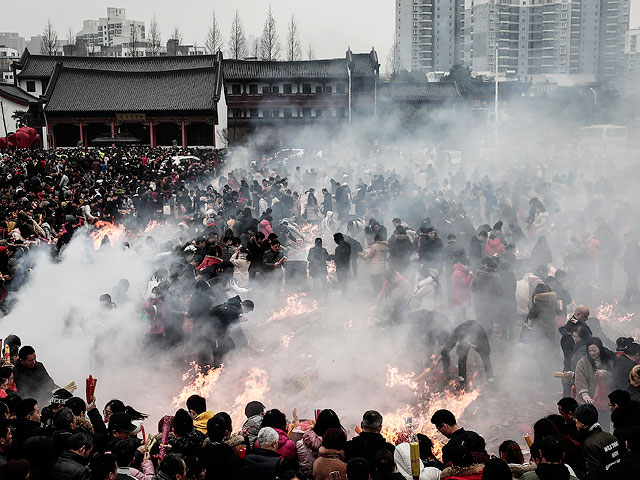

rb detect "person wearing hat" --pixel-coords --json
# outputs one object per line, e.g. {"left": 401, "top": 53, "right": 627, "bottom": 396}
{"left": 574, "top": 403, "right": 622, "bottom": 479}
{"left": 41, "top": 388, "right": 73, "bottom": 427}
{"left": 102, "top": 413, "right": 137, "bottom": 455}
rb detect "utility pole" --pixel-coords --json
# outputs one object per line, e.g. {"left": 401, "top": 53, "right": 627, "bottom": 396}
{"left": 0, "top": 101, "right": 7, "bottom": 137}
{"left": 494, "top": 42, "right": 499, "bottom": 146}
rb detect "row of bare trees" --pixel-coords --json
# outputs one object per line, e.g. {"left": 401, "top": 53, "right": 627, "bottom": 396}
{"left": 41, "top": 7, "right": 315, "bottom": 61}
{"left": 216, "top": 7, "right": 312, "bottom": 61}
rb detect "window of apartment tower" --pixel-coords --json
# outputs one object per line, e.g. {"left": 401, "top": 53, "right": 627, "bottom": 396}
{"left": 316, "top": 85, "right": 323, "bottom": 93}
{"left": 283, "top": 83, "right": 293, "bottom": 93}
{"left": 272, "top": 86, "right": 280, "bottom": 94}
{"left": 232, "top": 84, "right": 241, "bottom": 94}
{"left": 249, "top": 84, "right": 258, "bottom": 94}
{"left": 26, "top": 80, "right": 36, "bottom": 92}
{"left": 336, "top": 83, "right": 346, "bottom": 93}
{"left": 302, "top": 83, "right": 312, "bottom": 94}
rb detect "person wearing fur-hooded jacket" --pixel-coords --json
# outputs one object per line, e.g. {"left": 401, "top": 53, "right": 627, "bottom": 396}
{"left": 296, "top": 409, "right": 342, "bottom": 479}
{"left": 629, "top": 365, "right": 640, "bottom": 402}
{"left": 393, "top": 442, "right": 441, "bottom": 480}
{"left": 525, "top": 283, "right": 558, "bottom": 344}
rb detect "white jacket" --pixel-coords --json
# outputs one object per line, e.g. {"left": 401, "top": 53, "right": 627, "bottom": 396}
{"left": 394, "top": 443, "right": 441, "bottom": 480}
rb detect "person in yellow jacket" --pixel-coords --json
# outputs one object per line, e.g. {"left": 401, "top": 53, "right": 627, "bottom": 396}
{"left": 187, "top": 395, "right": 215, "bottom": 435}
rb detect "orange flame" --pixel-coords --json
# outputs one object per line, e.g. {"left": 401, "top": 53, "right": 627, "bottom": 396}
{"left": 229, "top": 367, "right": 270, "bottom": 430}
{"left": 171, "top": 362, "right": 224, "bottom": 408}
{"left": 596, "top": 301, "right": 635, "bottom": 331}
{"left": 90, "top": 220, "right": 126, "bottom": 249}
{"left": 266, "top": 293, "right": 318, "bottom": 323}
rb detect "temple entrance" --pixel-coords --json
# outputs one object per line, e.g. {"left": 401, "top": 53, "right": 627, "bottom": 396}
{"left": 53, "top": 123, "right": 80, "bottom": 147}
{"left": 186, "top": 122, "right": 214, "bottom": 146}
{"left": 156, "top": 122, "right": 182, "bottom": 146}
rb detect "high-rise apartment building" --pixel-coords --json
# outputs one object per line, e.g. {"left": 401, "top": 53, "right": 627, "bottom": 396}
{"left": 396, "top": 0, "right": 630, "bottom": 89}
{"left": 76, "top": 7, "right": 147, "bottom": 57}
{"left": 396, "top": 0, "right": 463, "bottom": 73}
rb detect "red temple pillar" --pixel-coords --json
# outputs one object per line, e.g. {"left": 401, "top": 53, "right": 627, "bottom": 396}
{"left": 149, "top": 120, "right": 155, "bottom": 147}
{"left": 79, "top": 120, "right": 87, "bottom": 148}
{"left": 48, "top": 122, "right": 55, "bottom": 149}
{"left": 110, "top": 118, "right": 115, "bottom": 147}
{"left": 212, "top": 119, "right": 216, "bottom": 148}
{"left": 181, "top": 119, "right": 187, "bottom": 147}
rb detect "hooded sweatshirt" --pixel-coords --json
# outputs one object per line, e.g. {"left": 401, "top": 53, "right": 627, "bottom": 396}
{"left": 393, "top": 443, "right": 441, "bottom": 480}
{"left": 193, "top": 411, "right": 215, "bottom": 435}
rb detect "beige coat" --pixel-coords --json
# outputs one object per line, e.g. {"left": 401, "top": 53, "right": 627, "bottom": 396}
{"left": 364, "top": 241, "right": 388, "bottom": 275}
{"left": 574, "top": 355, "right": 614, "bottom": 404}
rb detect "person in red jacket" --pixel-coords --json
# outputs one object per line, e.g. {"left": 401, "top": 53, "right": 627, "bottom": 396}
{"left": 451, "top": 260, "right": 473, "bottom": 322}
{"left": 484, "top": 232, "right": 506, "bottom": 258}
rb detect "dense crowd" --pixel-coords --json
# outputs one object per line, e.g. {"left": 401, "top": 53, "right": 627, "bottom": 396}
{"left": 0, "top": 144, "right": 639, "bottom": 480}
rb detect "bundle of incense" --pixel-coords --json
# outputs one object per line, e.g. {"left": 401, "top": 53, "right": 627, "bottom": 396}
{"left": 148, "top": 436, "right": 157, "bottom": 452}
{"left": 410, "top": 441, "right": 421, "bottom": 479}
{"left": 552, "top": 372, "right": 567, "bottom": 378}
{"left": 159, "top": 415, "right": 172, "bottom": 459}
{"left": 62, "top": 381, "right": 77, "bottom": 393}
{"left": 3, "top": 344, "right": 9, "bottom": 363}
{"left": 141, "top": 425, "right": 147, "bottom": 448}
{"left": 86, "top": 375, "right": 98, "bottom": 403}
{"left": 523, "top": 433, "right": 533, "bottom": 448}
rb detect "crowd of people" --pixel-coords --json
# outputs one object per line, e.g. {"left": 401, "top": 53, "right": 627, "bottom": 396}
{"left": 0, "top": 143, "right": 639, "bottom": 479}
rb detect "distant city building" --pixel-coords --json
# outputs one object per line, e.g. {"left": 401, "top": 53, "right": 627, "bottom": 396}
{"left": 396, "top": 0, "right": 463, "bottom": 73}
{"left": 76, "top": 7, "right": 148, "bottom": 57}
{"left": 397, "top": 0, "right": 631, "bottom": 90}
{"left": 624, "top": 28, "right": 640, "bottom": 93}
{"left": 0, "top": 33, "right": 25, "bottom": 53}
{"left": 0, "top": 46, "right": 19, "bottom": 84}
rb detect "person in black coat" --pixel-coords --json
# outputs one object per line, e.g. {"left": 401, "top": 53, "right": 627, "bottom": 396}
{"left": 607, "top": 426, "right": 640, "bottom": 479}
{"left": 497, "top": 261, "right": 517, "bottom": 340}
{"left": 612, "top": 340, "right": 640, "bottom": 390}
{"left": 307, "top": 238, "right": 329, "bottom": 294}
{"left": 439, "top": 320, "right": 493, "bottom": 385}
{"left": 468, "top": 231, "right": 487, "bottom": 269}
{"left": 331, "top": 233, "right": 352, "bottom": 292}
{"left": 416, "top": 227, "right": 443, "bottom": 268}
{"left": 51, "top": 432, "right": 93, "bottom": 480}
{"left": 201, "top": 414, "right": 251, "bottom": 480}
{"left": 244, "top": 427, "right": 290, "bottom": 480}
{"left": 13, "top": 346, "right": 57, "bottom": 407}
{"left": 387, "top": 226, "right": 414, "bottom": 273}
{"left": 345, "top": 410, "right": 395, "bottom": 465}
{"left": 430, "top": 409, "right": 482, "bottom": 467}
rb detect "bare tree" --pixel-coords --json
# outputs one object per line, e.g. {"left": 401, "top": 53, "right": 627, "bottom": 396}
{"left": 251, "top": 37, "right": 260, "bottom": 59}
{"left": 148, "top": 14, "right": 162, "bottom": 56}
{"left": 307, "top": 43, "right": 315, "bottom": 61}
{"left": 228, "top": 10, "right": 247, "bottom": 60}
{"left": 41, "top": 19, "right": 58, "bottom": 55}
{"left": 127, "top": 24, "right": 139, "bottom": 57}
{"left": 205, "top": 10, "right": 224, "bottom": 54}
{"left": 170, "top": 26, "right": 183, "bottom": 45}
{"left": 386, "top": 36, "right": 401, "bottom": 80}
{"left": 66, "top": 27, "right": 75, "bottom": 46}
{"left": 259, "top": 5, "right": 281, "bottom": 61}
{"left": 286, "top": 15, "right": 302, "bottom": 61}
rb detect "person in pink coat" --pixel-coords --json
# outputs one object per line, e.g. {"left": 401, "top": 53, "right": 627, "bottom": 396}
{"left": 259, "top": 215, "right": 275, "bottom": 238}
{"left": 253, "top": 409, "right": 297, "bottom": 463}
{"left": 296, "top": 409, "right": 343, "bottom": 479}
{"left": 451, "top": 261, "right": 473, "bottom": 322}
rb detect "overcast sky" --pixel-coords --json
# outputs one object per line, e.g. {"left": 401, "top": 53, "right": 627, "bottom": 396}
{"left": 2, "top": 0, "right": 639, "bottom": 65}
